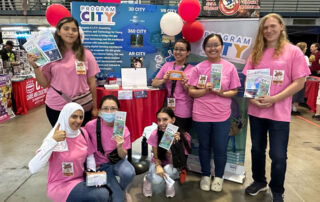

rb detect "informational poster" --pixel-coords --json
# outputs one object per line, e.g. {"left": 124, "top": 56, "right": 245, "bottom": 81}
{"left": 0, "top": 75, "right": 14, "bottom": 123}
{"left": 71, "top": 2, "right": 178, "bottom": 84}
{"left": 186, "top": 19, "right": 259, "bottom": 183}
{"left": 201, "top": 0, "right": 260, "bottom": 17}
{"left": 25, "top": 79, "right": 47, "bottom": 110}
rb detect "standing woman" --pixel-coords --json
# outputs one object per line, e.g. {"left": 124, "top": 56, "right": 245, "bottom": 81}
{"left": 188, "top": 34, "right": 241, "bottom": 192}
{"left": 27, "top": 17, "right": 100, "bottom": 126}
{"left": 152, "top": 39, "right": 194, "bottom": 133}
{"left": 85, "top": 95, "right": 136, "bottom": 201}
{"left": 242, "top": 13, "right": 310, "bottom": 202}
{"left": 28, "top": 103, "right": 110, "bottom": 202}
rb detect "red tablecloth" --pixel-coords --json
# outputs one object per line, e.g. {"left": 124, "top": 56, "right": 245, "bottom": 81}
{"left": 96, "top": 87, "right": 166, "bottom": 142}
{"left": 12, "top": 78, "right": 47, "bottom": 115}
{"left": 305, "top": 76, "right": 320, "bottom": 112}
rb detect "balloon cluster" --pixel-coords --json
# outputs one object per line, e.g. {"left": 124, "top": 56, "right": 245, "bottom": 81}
{"left": 160, "top": 0, "right": 204, "bottom": 42}
{"left": 45, "top": 4, "right": 71, "bottom": 27}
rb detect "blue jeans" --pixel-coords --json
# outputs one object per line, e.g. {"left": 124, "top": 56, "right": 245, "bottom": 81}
{"left": 67, "top": 181, "right": 110, "bottom": 202}
{"left": 99, "top": 159, "right": 136, "bottom": 200}
{"left": 194, "top": 118, "right": 231, "bottom": 177}
{"left": 249, "top": 115, "right": 289, "bottom": 194}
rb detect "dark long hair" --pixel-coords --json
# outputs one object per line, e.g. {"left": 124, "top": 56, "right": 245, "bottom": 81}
{"left": 99, "top": 95, "right": 120, "bottom": 109}
{"left": 156, "top": 107, "right": 191, "bottom": 162}
{"left": 54, "top": 17, "right": 85, "bottom": 61}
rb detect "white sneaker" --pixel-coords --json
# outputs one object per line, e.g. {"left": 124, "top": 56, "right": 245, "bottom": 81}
{"left": 165, "top": 184, "right": 175, "bottom": 198}
{"left": 211, "top": 177, "right": 223, "bottom": 192}
{"left": 200, "top": 176, "right": 211, "bottom": 191}
{"left": 142, "top": 175, "right": 152, "bottom": 197}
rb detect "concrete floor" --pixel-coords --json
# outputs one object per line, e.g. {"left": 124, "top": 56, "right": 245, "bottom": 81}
{"left": 0, "top": 105, "right": 319, "bottom": 202}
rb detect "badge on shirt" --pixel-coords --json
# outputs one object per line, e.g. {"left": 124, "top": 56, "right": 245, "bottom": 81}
{"left": 197, "top": 75, "right": 207, "bottom": 88}
{"left": 272, "top": 70, "right": 285, "bottom": 85}
{"left": 167, "top": 98, "right": 176, "bottom": 111}
{"left": 75, "top": 61, "right": 86, "bottom": 75}
{"left": 62, "top": 162, "right": 74, "bottom": 176}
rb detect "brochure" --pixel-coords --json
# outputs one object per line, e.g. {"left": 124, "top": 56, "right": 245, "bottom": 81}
{"left": 86, "top": 171, "right": 107, "bottom": 187}
{"left": 23, "top": 40, "right": 50, "bottom": 67}
{"left": 244, "top": 69, "right": 272, "bottom": 98}
{"left": 113, "top": 111, "right": 127, "bottom": 138}
{"left": 211, "top": 64, "right": 222, "bottom": 90}
{"left": 34, "top": 31, "right": 62, "bottom": 62}
{"left": 159, "top": 123, "right": 179, "bottom": 151}
{"left": 134, "top": 90, "right": 147, "bottom": 99}
{"left": 197, "top": 75, "right": 207, "bottom": 88}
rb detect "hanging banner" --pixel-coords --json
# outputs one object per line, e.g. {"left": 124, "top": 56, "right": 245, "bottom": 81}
{"left": 186, "top": 18, "right": 259, "bottom": 183}
{"left": 71, "top": 2, "right": 178, "bottom": 84}
{"left": 0, "top": 75, "right": 15, "bottom": 123}
{"left": 201, "top": 0, "right": 260, "bottom": 17}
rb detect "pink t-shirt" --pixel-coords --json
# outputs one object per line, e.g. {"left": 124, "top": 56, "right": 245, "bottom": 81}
{"left": 156, "top": 61, "right": 194, "bottom": 118}
{"left": 242, "top": 43, "right": 311, "bottom": 122}
{"left": 47, "top": 129, "right": 94, "bottom": 202}
{"left": 147, "top": 129, "right": 191, "bottom": 165}
{"left": 85, "top": 118, "right": 131, "bottom": 166}
{"left": 41, "top": 49, "right": 100, "bottom": 110}
{"left": 188, "top": 59, "right": 241, "bottom": 122}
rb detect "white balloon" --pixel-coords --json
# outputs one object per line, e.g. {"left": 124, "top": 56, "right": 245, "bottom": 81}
{"left": 160, "top": 12, "right": 183, "bottom": 36}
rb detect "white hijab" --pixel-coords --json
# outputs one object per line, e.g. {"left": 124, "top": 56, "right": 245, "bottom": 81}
{"left": 49, "top": 102, "right": 84, "bottom": 139}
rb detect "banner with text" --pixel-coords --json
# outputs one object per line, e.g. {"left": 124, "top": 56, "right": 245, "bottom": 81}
{"left": 200, "top": 0, "right": 260, "bottom": 18}
{"left": 0, "top": 75, "right": 14, "bottom": 123}
{"left": 71, "top": 2, "right": 178, "bottom": 84}
{"left": 186, "top": 19, "right": 259, "bottom": 183}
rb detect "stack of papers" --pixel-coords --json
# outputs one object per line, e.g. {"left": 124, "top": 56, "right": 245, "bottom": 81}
{"left": 104, "top": 84, "right": 119, "bottom": 89}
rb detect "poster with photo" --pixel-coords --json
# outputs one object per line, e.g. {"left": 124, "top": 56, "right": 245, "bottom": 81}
{"left": 0, "top": 75, "right": 15, "bottom": 123}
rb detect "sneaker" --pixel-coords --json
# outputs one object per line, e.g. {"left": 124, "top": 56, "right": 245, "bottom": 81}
{"left": 271, "top": 192, "right": 284, "bottom": 202}
{"left": 211, "top": 177, "right": 223, "bottom": 192}
{"left": 165, "top": 184, "right": 175, "bottom": 198}
{"left": 245, "top": 181, "right": 268, "bottom": 196}
{"left": 312, "top": 114, "right": 320, "bottom": 121}
{"left": 179, "top": 169, "right": 187, "bottom": 184}
{"left": 142, "top": 175, "right": 152, "bottom": 197}
{"left": 200, "top": 176, "right": 211, "bottom": 191}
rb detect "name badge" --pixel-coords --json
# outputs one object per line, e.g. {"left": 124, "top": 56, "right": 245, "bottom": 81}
{"left": 75, "top": 61, "right": 86, "bottom": 75}
{"left": 167, "top": 98, "right": 176, "bottom": 110}
{"left": 272, "top": 70, "right": 285, "bottom": 85}
{"left": 62, "top": 162, "right": 74, "bottom": 176}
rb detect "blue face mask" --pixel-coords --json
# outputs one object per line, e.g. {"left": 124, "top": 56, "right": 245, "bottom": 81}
{"left": 101, "top": 112, "right": 115, "bottom": 123}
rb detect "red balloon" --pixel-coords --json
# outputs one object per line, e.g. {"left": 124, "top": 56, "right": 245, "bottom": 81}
{"left": 46, "top": 4, "right": 71, "bottom": 27}
{"left": 178, "top": 0, "right": 201, "bottom": 22}
{"left": 182, "top": 21, "right": 204, "bottom": 42}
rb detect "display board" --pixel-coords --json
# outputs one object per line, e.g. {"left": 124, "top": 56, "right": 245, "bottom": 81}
{"left": 0, "top": 75, "right": 14, "bottom": 123}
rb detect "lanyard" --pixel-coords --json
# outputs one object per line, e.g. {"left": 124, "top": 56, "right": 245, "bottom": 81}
{"left": 170, "top": 63, "right": 188, "bottom": 98}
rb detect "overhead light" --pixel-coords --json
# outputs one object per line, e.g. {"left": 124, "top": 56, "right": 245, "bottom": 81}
{"left": 37, "top": 26, "right": 56, "bottom": 31}
{"left": 1, "top": 26, "right": 30, "bottom": 31}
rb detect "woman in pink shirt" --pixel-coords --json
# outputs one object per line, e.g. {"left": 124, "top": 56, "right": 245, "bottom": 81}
{"left": 28, "top": 103, "right": 110, "bottom": 202}
{"left": 188, "top": 33, "right": 241, "bottom": 192}
{"left": 142, "top": 107, "right": 191, "bottom": 198}
{"left": 85, "top": 95, "right": 135, "bottom": 202}
{"left": 27, "top": 17, "right": 100, "bottom": 127}
{"left": 152, "top": 39, "right": 194, "bottom": 133}
{"left": 242, "top": 13, "right": 310, "bottom": 201}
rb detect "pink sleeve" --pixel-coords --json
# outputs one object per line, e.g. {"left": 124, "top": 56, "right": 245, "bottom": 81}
{"left": 242, "top": 57, "right": 253, "bottom": 76}
{"left": 291, "top": 48, "right": 311, "bottom": 80}
{"left": 147, "top": 130, "right": 158, "bottom": 147}
{"left": 85, "top": 49, "right": 100, "bottom": 78}
{"left": 122, "top": 127, "right": 131, "bottom": 150}
{"left": 41, "top": 62, "right": 52, "bottom": 81}
{"left": 155, "top": 63, "right": 169, "bottom": 79}
{"left": 81, "top": 128, "right": 95, "bottom": 156}
{"left": 188, "top": 66, "right": 199, "bottom": 87}
{"left": 229, "top": 66, "right": 241, "bottom": 90}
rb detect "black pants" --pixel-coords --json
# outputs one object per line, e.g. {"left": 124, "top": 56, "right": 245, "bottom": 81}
{"left": 46, "top": 105, "right": 92, "bottom": 127}
{"left": 175, "top": 116, "right": 193, "bottom": 133}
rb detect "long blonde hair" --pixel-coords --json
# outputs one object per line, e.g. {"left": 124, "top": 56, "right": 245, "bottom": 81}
{"left": 251, "top": 13, "right": 289, "bottom": 66}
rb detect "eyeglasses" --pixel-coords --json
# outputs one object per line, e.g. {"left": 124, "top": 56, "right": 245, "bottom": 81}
{"left": 205, "top": 44, "right": 221, "bottom": 48}
{"left": 100, "top": 107, "right": 118, "bottom": 112}
{"left": 173, "top": 48, "right": 187, "bottom": 52}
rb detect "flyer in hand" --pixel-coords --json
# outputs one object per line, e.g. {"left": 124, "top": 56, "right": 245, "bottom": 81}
{"left": 23, "top": 40, "right": 50, "bottom": 67}
{"left": 211, "top": 64, "right": 222, "bottom": 90}
{"left": 113, "top": 111, "right": 127, "bottom": 138}
{"left": 86, "top": 171, "right": 107, "bottom": 187}
{"left": 34, "top": 31, "right": 62, "bottom": 62}
{"left": 159, "top": 123, "right": 179, "bottom": 151}
{"left": 244, "top": 69, "right": 272, "bottom": 98}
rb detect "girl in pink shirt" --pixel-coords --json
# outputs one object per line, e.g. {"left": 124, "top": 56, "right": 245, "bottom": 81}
{"left": 142, "top": 107, "right": 191, "bottom": 198}
{"left": 27, "top": 17, "right": 100, "bottom": 127}
{"left": 152, "top": 39, "right": 194, "bottom": 133}
{"left": 242, "top": 13, "right": 310, "bottom": 201}
{"left": 188, "top": 34, "right": 241, "bottom": 192}
{"left": 85, "top": 95, "right": 135, "bottom": 202}
{"left": 28, "top": 103, "right": 110, "bottom": 202}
